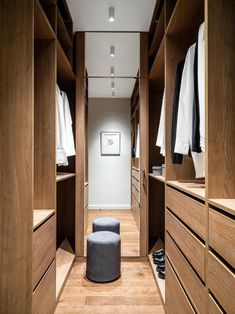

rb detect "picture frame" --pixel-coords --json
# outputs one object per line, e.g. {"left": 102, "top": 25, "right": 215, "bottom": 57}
{"left": 100, "top": 131, "right": 121, "bottom": 156}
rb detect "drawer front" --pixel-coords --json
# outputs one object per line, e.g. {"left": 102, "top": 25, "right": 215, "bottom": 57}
{"left": 132, "top": 176, "right": 140, "bottom": 192}
{"left": 33, "top": 215, "right": 56, "bottom": 289}
{"left": 209, "top": 208, "right": 235, "bottom": 267}
{"left": 209, "top": 295, "right": 223, "bottom": 314}
{"left": 166, "top": 186, "right": 206, "bottom": 239}
{"left": 208, "top": 251, "right": 235, "bottom": 314}
{"left": 166, "top": 259, "right": 195, "bottom": 314}
{"left": 33, "top": 260, "right": 56, "bottom": 314}
{"left": 132, "top": 168, "right": 140, "bottom": 182}
{"left": 131, "top": 193, "right": 140, "bottom": 230}
{"left": 84, "top": 185, "right": 88, "bottom": 207}
{"left": 166, "top": 233, "right": 206, "bottom": 313}
{"left": 166, "top": 209, "right": 205, "bottom": 280}
{"left": 132, "top": 184, "right": 140, "bottom": 203}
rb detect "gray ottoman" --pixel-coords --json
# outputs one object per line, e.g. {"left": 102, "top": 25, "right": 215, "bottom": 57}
{"left": 86, "top": 231, "right": 121, "bottom": 282}
{"left": 92, "top": 217, "right": 120, "bottom": 234}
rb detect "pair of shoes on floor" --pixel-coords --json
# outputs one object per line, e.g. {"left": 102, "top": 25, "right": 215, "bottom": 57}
{"left": 152, "top": 248, "right": 165, "bottom": 279}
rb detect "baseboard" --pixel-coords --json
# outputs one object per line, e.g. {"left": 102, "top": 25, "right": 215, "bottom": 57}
{"left": 88, "top": 205, "right": 131, "bottom": 210}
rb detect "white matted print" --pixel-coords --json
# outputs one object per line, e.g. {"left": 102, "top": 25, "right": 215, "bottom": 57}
{"left": 100, "top": 131, "right": 121, "bottom": 156}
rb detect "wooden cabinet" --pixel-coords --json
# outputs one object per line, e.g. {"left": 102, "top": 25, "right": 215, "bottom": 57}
{"left": 131, "top": 167, "right": 140, "bottom": 230}
{"left": 166, "top": 209, "right": 205, "bottom": 280}
{"left": 33, "top": 215, "right": 56, "bottom": 289}
{"left": 208, "top": 252, "right": 235, "bottom": 314}
{"left": 208, "top": 295, "right": 223, "bottom": 314}
{"left": 32, "top": 260, "right": 56, "bottom": 314}
{"left": 209, "top": 208, "right": 235, "bottom": 267}
{"left": 166, "top": 186, "right": 206, "bottom": 239}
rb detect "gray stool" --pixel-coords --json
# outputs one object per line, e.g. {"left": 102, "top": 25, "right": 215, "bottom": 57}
{"left": 92, "top": 217, "right": 120, "bottom": 234}
{"left": 86, "top": 231, "right": 121, "bottom": 282}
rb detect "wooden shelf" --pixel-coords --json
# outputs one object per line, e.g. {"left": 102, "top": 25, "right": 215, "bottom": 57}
{"left": 57, "top": 40, "right": 75, "bottom": 83}
{"left": 56, "top": 239, "right": 75, "bottom": 299}
{"left": 33, "top": 209, "right": 55, "bottom": 230}
{"left": 148, "top": 239, "right": 165, "bottom": 304}
{"left": 166, "top": 0, "right": 204, "bottom": 36}
{"left": 57, "top": 8, "right": 72, "bottom": 48}
{"left": 56, "top": 172, "right": 76, "bottom": 182}
{"left": 167, "top": 181, "right": 205, "bottom": 201}
{"left": 34, "top": 0, "right": 55, "bottom": 39}
{"left": 209, "top": 199, "right": 235, "bottom": 216}
{"left": 149, "top": 173, "right": 165, "bottom": 183}
{"left": 149, "top": 3, "right": 165, "bottom": 60}
{"left": 149, "top": 37, "right": 165, "bottom": 89}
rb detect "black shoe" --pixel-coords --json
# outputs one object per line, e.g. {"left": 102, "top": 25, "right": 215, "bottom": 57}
{"left": 153, "top": 255, "right": 165, "bottom": 263}
{"left": 156, "top": 265, "right": 165, "bottom": 272}
{"left": 158, "top": 270, "right": 165, "bottom": 279}
{"left": 152, "top": 250, "right": 165, "bottom": 259}
{"left": 153, "top": 259, "right": 165, "bottom": 266}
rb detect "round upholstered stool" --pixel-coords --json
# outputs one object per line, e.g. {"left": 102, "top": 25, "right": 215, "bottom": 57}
{"left": 92, "top": 217, "right": 120, "bottom": 234}
{"left": 86, "top": 231, "right": 121, "bottom": 282}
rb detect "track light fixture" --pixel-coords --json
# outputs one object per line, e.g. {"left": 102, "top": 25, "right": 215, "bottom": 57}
{"left": 111, "top": 81, "right": 115, "bottom": 89}
{"left": 112, "top": 91, "right": 115, "bottom": 98}
{"left": 110, "top": 46, "right": 115, "bottom": 57}
{"left": 109, "top": 7, "right": 115, "bottom": 22}
{"left": 110, "top": 66, "right": 114, "bottom": 77}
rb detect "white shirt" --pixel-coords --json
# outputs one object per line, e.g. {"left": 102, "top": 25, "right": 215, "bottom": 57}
{"left": 174, "top": 44, "right": 205, "bottom": 178}
{"left": 156, "top": 89, "right": 165, "bottom": 156}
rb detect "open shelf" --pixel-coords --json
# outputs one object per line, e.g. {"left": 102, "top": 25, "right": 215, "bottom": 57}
{"left": 34, "top": 0, "right": 55, "bottom": 39}
{"left": 208, "top": 199, "right": 235, "bottom": 216}
{"left": 33, "top": 209, "right": 55, "bottom": 230}
{"left": 149, "top": 173, "right": 165, "bottom": 183}
{"left": 167, "top": 181, "right": 205, "bottom": 201}
{"left": 149, "top": 37, "right": 165, "bottom": 89}
{"left": 57, "top": 7, "right": 72, "bottom": 49}
{"left": 148, "top": 239, "right": 165, "bottom": 304}
{"left": 57, "top": 40, "right": 75, "bottom": 83}
{"left": 56, "top": 172, "right": 76, "bottom": 182}
{"left": 56, "top": 239, "right": 75, "bottom": 299}
{"left": 166, "top": 0, "right": 204, "bottom": 36}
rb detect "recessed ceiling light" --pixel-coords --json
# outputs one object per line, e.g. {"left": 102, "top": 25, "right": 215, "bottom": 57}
{"left": 112, "top": 91, "right": 115, "bottom": 98}
{"left": 110, "top": 67, "right": 114, "bottom": 77}
{"left": 110, "top": 46, "right": 115, "bottom": 57}
{"left": 111, "top": 81, "right": 115, "bottom": 89}
{"left": 109, "top": 7, "right": 115, "bottom": 22}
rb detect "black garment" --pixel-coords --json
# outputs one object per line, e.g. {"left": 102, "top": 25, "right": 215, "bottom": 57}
{"left": 192, "top": 42, "right": 202, "bottom": 153}
{"left": 171, "top": 59, "right": 185, "bottom": 164}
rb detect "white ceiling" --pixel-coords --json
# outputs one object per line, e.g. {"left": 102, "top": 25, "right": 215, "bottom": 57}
{"left": 67, "top": 0, "right": 157, "bottom": 98}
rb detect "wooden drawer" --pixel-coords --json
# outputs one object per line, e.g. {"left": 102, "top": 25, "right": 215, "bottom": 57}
{"left": 131, "top": 192, "right": 140, "bottom": 230}
{"left": 33, "top": 215, "right": 56, "bottom": 289}
{"left": 209, "top": 208, "right": 235, "bottom": 267}
{"left": 166, "top": 186, "right": 206, "bottom": 239}
{"left": 132, "top": 176, "right": 140, "bottom": 192}
{"left": 166, "top": 258, "right": 195, "bottom": 314}
{"left": 33, "top": 260, "right": 56, "bottom": 314}
{"left": 165, "top": 209, "right": 205, "bottom": 280}
{"left": 84, "top": 184, "right": 88, "bottom": 207}
{"left": 208, "top": 251, "right": 235, "bottom": 314}
{"left": 132, "top": 184, "right": 140, "bottom": 203}
{"left": 208, "top": 295, "right": 223, "bottom": 314}
{"left": 132, "top": 168, "right": 140, "bottom": 181}
{"left": 166, "top": 232, "right": 206, "bottom": 313}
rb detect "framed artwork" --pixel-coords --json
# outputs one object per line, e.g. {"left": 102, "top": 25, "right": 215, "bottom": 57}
{"left": 100, "top": 131, "right": 121, "bottom": 156}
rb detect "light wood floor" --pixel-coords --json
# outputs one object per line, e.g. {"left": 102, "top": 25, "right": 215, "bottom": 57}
{"left": 55, "top": 261, "right": 165, "bottom": 314}
{"left": 84, "top": 210, "right": 140, "bottom": 256}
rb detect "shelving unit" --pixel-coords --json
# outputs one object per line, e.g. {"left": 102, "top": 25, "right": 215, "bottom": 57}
{"left": 148, "top": 173, "right": 165, "bottom": 183}
{"left": 33, "top": 210, "right": 55, "bottom": 230}
{"left": 35, "top": 0, "right": 55, "bottom": 39}
{"left": 56, "top": 172, "right": 76, "bottom": 182}
{"left": 57, "top": 40, "right": 75, "bottom": 83}
{"left": 149, "top": 38, "right": 165, "bottom": 89}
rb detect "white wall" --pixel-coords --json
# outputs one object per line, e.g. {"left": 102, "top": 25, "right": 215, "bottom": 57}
{"left": 88, "top": 98, "right": 131, "bottom": 209}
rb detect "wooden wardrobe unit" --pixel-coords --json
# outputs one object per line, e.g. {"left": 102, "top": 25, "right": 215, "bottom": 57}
{"left": 0, "top": 0, "right": 86, "bottom": 312}
{"left": 147, "top": 0, "right": 235, "bottom": 313}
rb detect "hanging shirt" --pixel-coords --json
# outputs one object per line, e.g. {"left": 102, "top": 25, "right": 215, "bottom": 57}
{"left": 198, "top": 22, "right": 205, "bottom": 152}
{"left": 135, "top": 124, "right": 140, "bottom": 158}
{"left": 156, "top": 89, "right": 165, "bottom": 156}
{"left": 174, "top": 44, "right": 205, "bottom": 178}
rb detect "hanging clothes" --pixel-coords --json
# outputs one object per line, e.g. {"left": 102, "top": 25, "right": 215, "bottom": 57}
{"left": 171, "top": 59, "right": 185, "bottom": 164}
{"left": 156, "top": 89, "right": 165, "bottom": 156}
{"left": 135, "top": 124, "right": 140, "bottom": 158}
{"left": 56, "top": 85, "right": 76, "bottom": 166}
{"left": 174, "top": 44, "right": 205, "bottom": 178}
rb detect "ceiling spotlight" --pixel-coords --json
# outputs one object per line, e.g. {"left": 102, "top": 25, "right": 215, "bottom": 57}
{"left": 111, "top": 81, "right": 115, "bottom": 89}
{"left": 109, "top": 7, "right": 115, "bottom": 22}
{"left": 110, "top": 46, "right": 115, "bottom": 57}
{"left": 112, "top": 91, "right": 115, "bottom": 98}
{"left": 110, "top": 66, "right": 114, "bottom": 77}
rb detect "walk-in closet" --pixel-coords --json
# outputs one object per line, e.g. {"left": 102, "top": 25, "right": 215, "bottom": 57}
{"left": 1, "top": 0, "right": 234, "bottom": 313}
